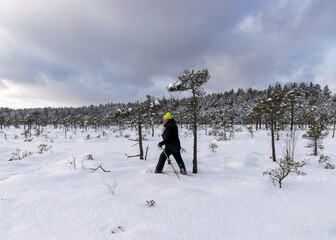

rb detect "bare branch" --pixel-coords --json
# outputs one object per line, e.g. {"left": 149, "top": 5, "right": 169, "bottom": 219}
{"left": 91, "top": 164, "right": 111, "bottom": 172}
{"left": 125, "top": 153, "right": 140, "bottom": 158}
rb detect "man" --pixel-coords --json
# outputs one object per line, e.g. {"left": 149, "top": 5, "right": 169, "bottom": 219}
{"left": 155, "top": 112, "right": 187, "bottom": 175}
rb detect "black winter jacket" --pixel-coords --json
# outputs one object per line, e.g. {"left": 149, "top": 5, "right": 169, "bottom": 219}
{"left": 159, "top": 119, "right": 181, "bottom": 153}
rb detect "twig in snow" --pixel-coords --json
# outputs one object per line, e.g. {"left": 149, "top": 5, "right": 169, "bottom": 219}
{"left": 68, "top": 157, "right": 77, "bottom": 170}
{"left": 91, "top": 164, "right": 110, "bottom": 172}
{"left": 125, "top": 153, "right": 140, "bottom": 158}
{"left": 105, "top": 181, "right": 118, "bottom": 196}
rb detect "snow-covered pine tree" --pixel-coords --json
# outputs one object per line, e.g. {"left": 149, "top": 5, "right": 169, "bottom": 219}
{"left": 303, "top": 120, "right": 328, "bottom": 156}
{"left": 133, "top": 101, "right": 147, "bottom": 160}
{"left": 144, "top": 95, "right": 160, "bottom": 137}
{"left": 253, "top": 85, "right": 285, "bottom": 162}
{"left": 284, "top": 88, "right": 301, "bottom": 132}
{"left": 0, "top": 116, "right": 5, "bottom": 129}
{"left": 168, "top": 68, "right": 210, "bottom": 174}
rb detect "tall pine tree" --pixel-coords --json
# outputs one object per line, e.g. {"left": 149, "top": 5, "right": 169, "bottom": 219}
{"left": 168, "top": 68, "right": 210, "bottom": 174}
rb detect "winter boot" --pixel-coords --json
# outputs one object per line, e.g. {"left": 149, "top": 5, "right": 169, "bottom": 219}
{"left": 180, "top": 168, "right": 187, "bottom": 175}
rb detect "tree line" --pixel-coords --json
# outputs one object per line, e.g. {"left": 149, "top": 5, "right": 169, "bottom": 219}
{"left": 1, "top": 77, "right": 335, "bottom": 174}
{"left": 0, "top": 81, "right": 335, "bottom": 132}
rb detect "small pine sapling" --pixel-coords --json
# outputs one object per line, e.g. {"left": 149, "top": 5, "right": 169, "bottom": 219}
{"left": 8, "top": 149, "right": 22, "bottom": 161}
{"left": 209, "top": 124, "right": 220, "bottom": 136}
{"left": 209, "top": 141, "right": 218, "bottom": 152}
{"left": 303, "top": 121, "right": 328, "bottom": 156}
{"left": 263, "top": 131, "right": 306, "bottom": 188}
{"left": 263, "top": 156, "right": 306, "bottom": 188}
{"left": 22, "top": 151, "right": 33, "bottom": 158}
{"left": 318, "top": 155, "right": 335, "bottom": 169}
{"left": 38, "top": 144, "right": 52, "bottom": 154}
{"left": 8, "top": 149, "right": 33, "bottom": 161}
{"left": 247, "top": 126, "right": 254, "bottom": 138}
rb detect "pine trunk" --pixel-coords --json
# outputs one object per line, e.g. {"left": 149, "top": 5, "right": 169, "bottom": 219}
{"left": 138, "top": 112, "right": 144, "bottom": 160}
{"left": 314, "top": 138, "right": 318, "bottom": 156}
{"left": 193, "top": 117, "right": 197, "bottom": 173}
{"left": 271, "top": 115, "right": 276, "bottom": 162}
{"left": 290, "top": 102, "right": 294, "bottom": 132}
{"left": 192, "top": 90, "right": 198, "bottom": 174}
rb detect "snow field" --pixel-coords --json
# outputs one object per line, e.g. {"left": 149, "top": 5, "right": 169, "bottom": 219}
{"left": 0, "top": 126, "right": 336, "bottom": 240}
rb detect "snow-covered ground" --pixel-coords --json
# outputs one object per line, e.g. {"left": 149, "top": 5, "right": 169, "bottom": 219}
{"left": 0, "top": 126, "right": 335, "bottom": 240}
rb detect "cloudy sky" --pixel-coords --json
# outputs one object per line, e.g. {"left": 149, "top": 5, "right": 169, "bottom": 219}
{"left": 0, "top": 0, "right": 335, "bottom": 109}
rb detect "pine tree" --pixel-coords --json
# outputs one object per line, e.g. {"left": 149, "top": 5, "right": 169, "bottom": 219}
{"left": 253, "top": 86, "right": 285, "bottom": 162}
{"left": 133, "top": 101, "right": 147, "bottom": 160}
{"left": 144, "top": 95, "right": 159, "bottom": 137}
{"left": 263, "top": 131, "right": 306, "bottom": 188}
{"left": 168, "top": 68, "right": 210, "bottom": 174}
{"left": 303, "top": 121, "right": 328, "bottom": 156}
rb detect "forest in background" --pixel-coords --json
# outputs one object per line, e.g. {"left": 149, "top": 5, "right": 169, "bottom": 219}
{"left": 0, "top": 82, "right": 335, "bottom": 133}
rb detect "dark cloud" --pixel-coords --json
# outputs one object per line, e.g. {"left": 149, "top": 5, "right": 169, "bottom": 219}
{"left": 0, "top": 0, "right": 335, "bottom": 108}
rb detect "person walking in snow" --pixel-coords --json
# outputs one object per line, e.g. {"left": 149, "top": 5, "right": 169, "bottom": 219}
{"left": 155, "top": 112, "right": 187, "bottom": 175}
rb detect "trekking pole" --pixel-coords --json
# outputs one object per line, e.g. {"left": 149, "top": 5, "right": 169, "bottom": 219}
{"left": 162, "top": 148, "right": 180, "bottom": 179}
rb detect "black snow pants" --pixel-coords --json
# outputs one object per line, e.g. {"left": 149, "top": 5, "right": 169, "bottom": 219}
{"left": 155, "top": 148, "right": 186, "bottom": 172}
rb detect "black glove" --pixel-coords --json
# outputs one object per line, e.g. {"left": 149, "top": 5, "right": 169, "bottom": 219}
{"left": 158, "top": 142, "right": 164, "bottom": 148}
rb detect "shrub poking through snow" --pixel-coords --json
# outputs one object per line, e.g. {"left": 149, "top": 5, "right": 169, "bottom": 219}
{"left": 8, "top": 149, "right": 22, "bottom": 161}
{"left": 247, "top": 126, "right": 254, "bottom": 138}
{"left": 111, "top": 226, "right": 125, "bottom": 234}
{"left": 318, "top": 154, "right": 335, "bottom": 169}
{"left": 38, "top": 144, "right": 52, "bottom": 154}
{"left": 22, "top": 151, "right": 33, "bottom": 158}
{"left": 8, "top": 149, "right": 33, "bottom": 161}
{"left": 86, "top": 154, "right": 94, "bottom": 160}
{"left": 263, "top": 156, "right": 306, "bottom": 188}
{"left": 102, "top": 130, "right": 108, "bottom": 137}
{"left": 146, "top": 200, "right": 155, "bottom": 207}
{"left": 209, "top": 141, "right": 218, "bottom": 152}
{"left": 0, "top": 130, "right": 8, "bottom": 140}
{"left": 68, "top": 157, "right": 77, "bottom": 170}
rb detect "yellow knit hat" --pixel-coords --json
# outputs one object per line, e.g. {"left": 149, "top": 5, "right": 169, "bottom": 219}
{"left": 163, "top": 112, "right": 172, "bottom": 119}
